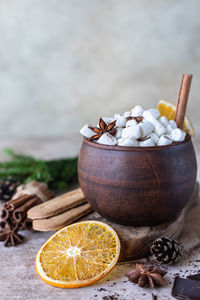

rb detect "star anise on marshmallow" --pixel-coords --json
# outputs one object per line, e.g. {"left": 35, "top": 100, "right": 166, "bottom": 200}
{"left": 89, "top": 118, "right": 116, "bottom": 141}
{"left": 127, "top": 116, "right": 144, "bottom": 123}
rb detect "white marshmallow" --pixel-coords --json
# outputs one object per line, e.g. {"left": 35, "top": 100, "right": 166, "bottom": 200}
{"left": 126, "top": 119, "right": 137, "bottom": 127}
{"left": 115, "top": 127, "right": 123, "bottom": 139}
{"left": 123, "top": 111, "right": 132, "bottom": 117}
{"left": 159, "top": 116, "right": 169, "bottom": 127}
{"left": 143, "top": 110, "right": 166, "bottom": 136}
{"left": 139, "top": 137, "right": 155, "bottom": 147}
{"left": 157, "top": 135, "right": 173, "bottom": 146}
{"left": 115, "top": 116, "right": 127, "bottom": 127}
{"left": 171, "top": 128, "right": 186, "bottom": 142}
{"left": 166, "top": 120, "right": 177, "bottom": 133}
{"left": 148, "top": 132, "right": 159, "bottom": 144}
{"left": 114, "top": 113, "right": 121, "bottom": 119}
{"left": 122, "top": 125, "right": 141, "bottom": 139}
{"left": 118, "top": 136, "right": 139, "bottom": 147}
{"left": 153, "top": 121, "right": 167, "bottom": 136}
{"left": 131, "top": 105, "right": 144, "bottom": 117}
{"left": 143, "top": 110, "right": 153, "bottom": 121}
{"left": 97, "top": 133, "right": 118, "bottom": 145}
{"left": 166, "top": 124, "right": 173, "bottom": 133}
{"left": 139, "top": 120, "right": 153, "bottom": 138}
{"left": 80, "top": 124, "right": 95, "bottom": 139}
{"left": 169, "top": 120, "right": 177, "bottom": 129}
{"left": 148, "top": 109, "right": 160, "bottom": 119}
{"left": 102, "top": 117, "right": 115, "bottom": 124}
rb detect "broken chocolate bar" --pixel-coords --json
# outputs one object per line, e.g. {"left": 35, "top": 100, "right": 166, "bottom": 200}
{"left": 187, "top": 273, "right": 200, "bottom": 282}
{"left": 171, "top": 276, "right": 200, "bottom": 299}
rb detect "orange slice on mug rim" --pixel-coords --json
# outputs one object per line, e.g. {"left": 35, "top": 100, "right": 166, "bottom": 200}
{"left": 157, "top": 99, "right": 194, "bottom": 136}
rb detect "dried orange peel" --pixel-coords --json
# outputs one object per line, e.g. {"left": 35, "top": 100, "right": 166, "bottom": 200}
{"left": 157, "top": 99, "right": 194, "bottom": 136}
{"left": 35, "top": 220, "right": 121, "bottom": 288}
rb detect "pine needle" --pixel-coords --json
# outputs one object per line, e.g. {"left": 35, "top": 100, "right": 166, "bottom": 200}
{"left": 0, "top": 148, "right": 78, "bottom": 191}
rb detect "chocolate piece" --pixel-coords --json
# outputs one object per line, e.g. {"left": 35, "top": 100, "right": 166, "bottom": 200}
{"left": 187, "top": 273, "right": 200, "bottom": 281}
{"left": 171, "top": 276, "right": 200, "bottom": 299}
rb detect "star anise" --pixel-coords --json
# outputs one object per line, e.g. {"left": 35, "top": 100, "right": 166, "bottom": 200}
{"left": 89, "top": 118, "right": 116, "bottom": 141}
{"left": 0, "top": 225, "right": 24, "bottom": 247}
{"left": 125, "top": 264, "right": 167, "bottom": 288}
{"left": 134, "top": 116, "right": 144, "bottom": 123}
{"left": 127, "top": 116, "right": 144, "bottom": 123}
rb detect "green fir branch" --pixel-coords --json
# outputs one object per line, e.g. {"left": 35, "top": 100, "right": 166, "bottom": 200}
{"left": 0, "top": 149, "right": 78, "bottom": 191}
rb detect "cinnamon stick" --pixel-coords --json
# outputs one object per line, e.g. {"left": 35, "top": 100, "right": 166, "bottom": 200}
{"left": 0, "top": 220, "right": 9, "bottom": 230}
{"left": 32, "top": 203, "right": 93, "bottom": 231}
{"left": 22, "top": 219, "right": 33, "bottom": 231}
{"left": 18, "top": 218, "right": 33, "bottom": 231}
{"left": 0, "top": 207, "right": 10, "bottom": 221}
{"left": 175, "top": 74, "right": 193, "bottom": 129}
{"left": 0, "top": 181, "right": 54, "bottom": 247}
{"left": 12, "top": 196, "right": 41, "bottom": 222}
{"left": 28, "top": 188, "right": 85, "bottom": 220}
{"left": 4, "top": 194, "right": 34, "bottom": 211}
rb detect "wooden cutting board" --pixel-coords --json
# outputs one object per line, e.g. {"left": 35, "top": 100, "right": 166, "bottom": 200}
{"left": 84, "top": 182, "right": 199, "bottom": 262}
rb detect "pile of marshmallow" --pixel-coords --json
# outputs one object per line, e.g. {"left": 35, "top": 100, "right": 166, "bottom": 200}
{"left": 80, "top": 105, "right": 187, "bottom": 147}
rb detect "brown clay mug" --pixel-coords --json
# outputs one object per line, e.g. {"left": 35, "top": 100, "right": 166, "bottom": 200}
{"left": 78, "top": 135, "right": 197, "bottom": 226}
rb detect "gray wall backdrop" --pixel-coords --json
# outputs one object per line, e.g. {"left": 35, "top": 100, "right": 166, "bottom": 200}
{"left": 0, "top": 0, "right": 199, "bottom": 137}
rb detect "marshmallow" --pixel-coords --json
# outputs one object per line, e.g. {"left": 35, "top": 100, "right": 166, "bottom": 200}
{"left": 166, "top": 121, "right": 176, "bottom": 133}
{"left": 118, "top": 136, "right": 139, "bottom": 147}
{"left": 80, "top": 106, "right": 187, "bottom": 148}
{"left": 148, "top": 132, "right": 159, "bottom": 144}
{"left": 115, "top": 116, "right": 127, "bottom": 127}
{"left": 169, "top": 120, "right": 177, "bottom": 129}
{"left": 115, "top": 127, "right": 123, "bottom": 139}
{"left": 166, "top": 124, "right": 173, "bottom": 133}
{"left": 97, "top": 133, "right": 118, "bottom": 145}
{"left": 131, "top": 105, "right": 144, "bottom": 117}
{"left": 171, "top": 128, "right": 186, "bottom": 142}
{"left": 143, "top": 110, "right": 166, "bottom": 136}
{"left": 159, "top": 116, "right": 169, "bottom": 127}
{"left": 123, "top": 111, "right": 132, "bottom": 117}
{"left": 114, "top": 113, "right": 121, "bottom": 119}
{"left": 139, "top": 137, "right": 155, "bottom": 147}
{"left": 148, "top": 109, "right": 160, "bottom": 119}
{"left": 80, "top": 124, "right": 95, "bottom": 139}
{"left": 139, "top": 120, "right": 154, "bottom": 138}
{"left": 102, "top": 117, "right": 115, "bottom": 124}
{"left": 157, "top": 135, "right": 173, "bottom": 146}
{"left": 166, "top": 120, "right": 177, "bottom": 133}
{"left": 122, "top": 124, "right": 141, "bottom": 139}
{"left": 126, "top": 119, "right": 137, "bottom": 127}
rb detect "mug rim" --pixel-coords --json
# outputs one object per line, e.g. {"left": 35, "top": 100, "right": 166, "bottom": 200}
{"left": 83, "top": 134, "right": 191, "bottom": 152}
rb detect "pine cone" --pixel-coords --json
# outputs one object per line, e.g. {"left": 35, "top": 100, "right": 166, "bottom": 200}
{"left": 0, "top": 177, "right": 21, "bottom": 202}
{"left": 150, "top": 237, "right": 183, "bottom": 265}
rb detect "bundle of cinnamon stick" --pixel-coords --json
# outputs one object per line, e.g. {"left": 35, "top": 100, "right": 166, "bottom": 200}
{"left": 0, "top": 181, "right": 54, "bottom": 246}
{"left": 28, "top": 188, "right": 93, "bottom": 231}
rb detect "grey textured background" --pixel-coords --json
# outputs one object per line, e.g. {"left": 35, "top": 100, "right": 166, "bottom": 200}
{"left": 0, "top": 0, "right": 199, "bottom": 137}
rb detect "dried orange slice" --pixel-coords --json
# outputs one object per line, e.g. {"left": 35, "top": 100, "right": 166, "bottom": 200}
{"left": 35, "top": 221, "right": 120, "bottom": 288}
{"left": 157, "top": 99, "right": 194, "bottom": 136}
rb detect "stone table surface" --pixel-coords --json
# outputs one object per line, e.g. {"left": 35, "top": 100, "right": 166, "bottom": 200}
{"left": 0, "top": 137, "right": 200, "bottom": 300}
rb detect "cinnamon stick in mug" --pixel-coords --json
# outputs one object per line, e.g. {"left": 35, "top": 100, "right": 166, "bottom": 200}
{"left": 28, "top": 188, "right": 86, "bottom": 220}
{"left": 175, "top": 74, "right": 193, "bottom": 129}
